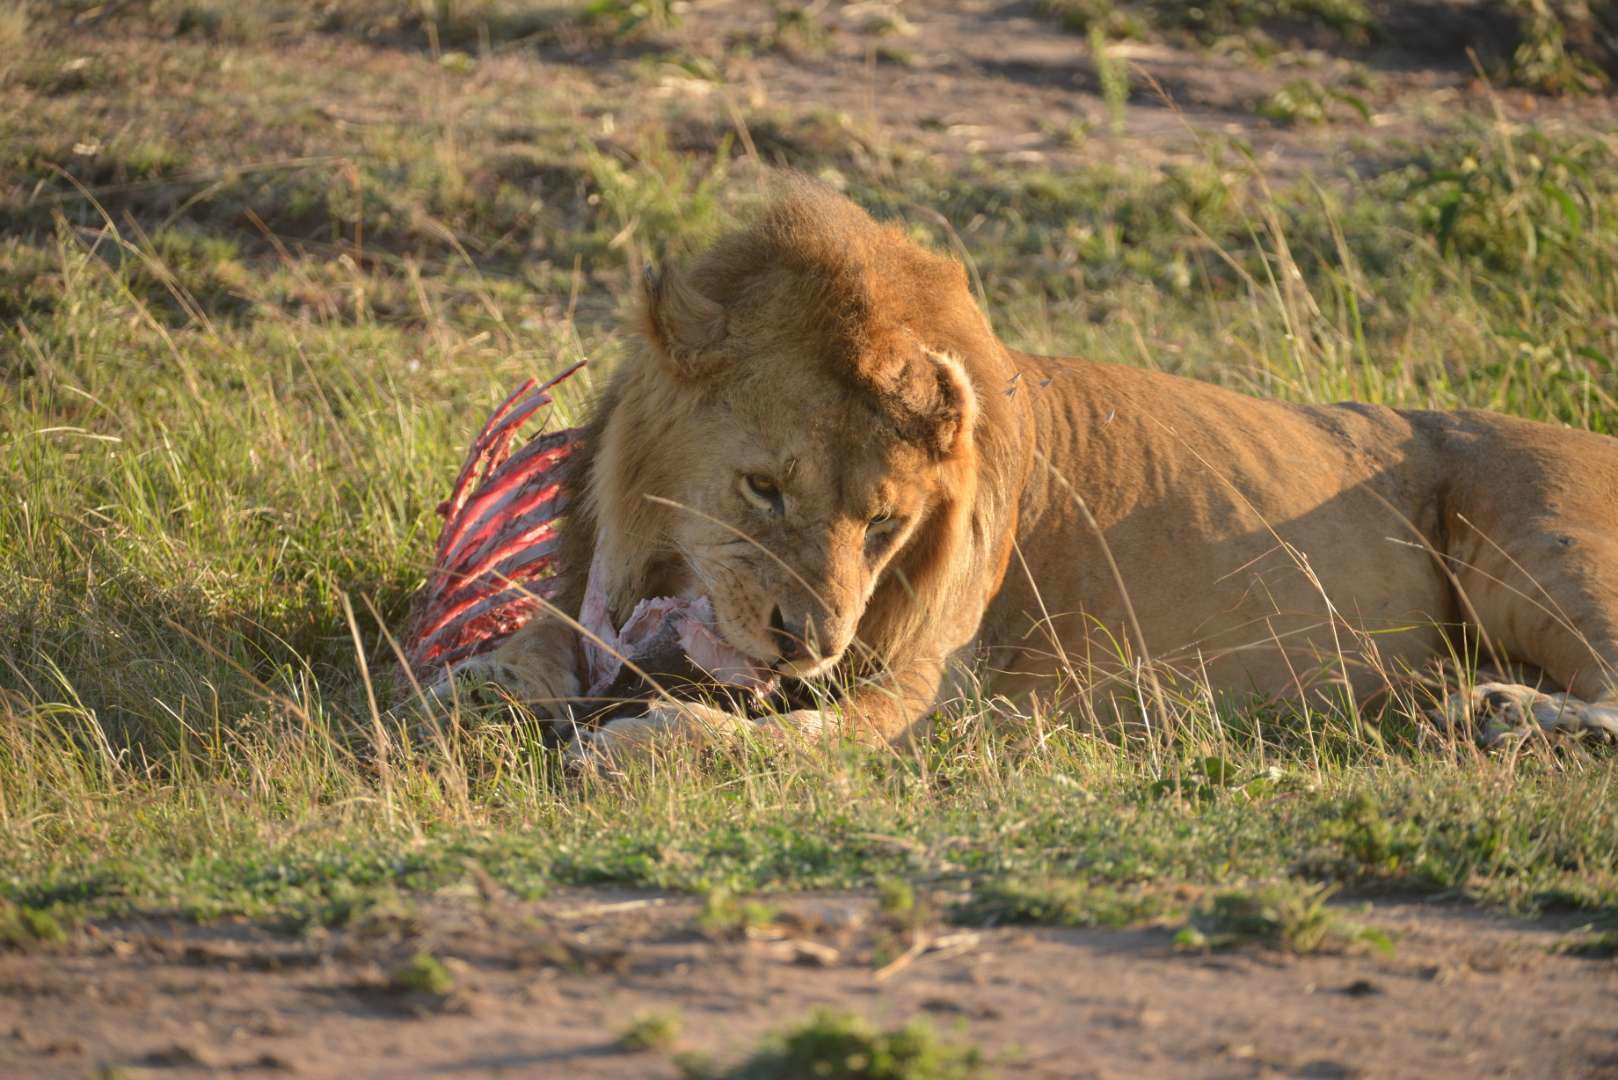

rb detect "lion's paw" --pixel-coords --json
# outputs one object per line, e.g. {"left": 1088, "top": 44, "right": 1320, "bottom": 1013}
{"left": 1431, "top": 681, "right": 1618, "bottom": 747}
{"left": 565, "top": 702, "right": 748, "bottom": 772}
{"left": 420, "top": 648, "right": 580, "bottom": 713}
{"left": 752, "top": 708, "right": 832, "bottom": 741}
{"left": 413, "top": 656, "right": 519, "bottom": 714}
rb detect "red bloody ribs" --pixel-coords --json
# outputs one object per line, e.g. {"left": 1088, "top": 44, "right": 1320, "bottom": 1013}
{"left": 401, "top": 364, "right": 775, "bottom": 720}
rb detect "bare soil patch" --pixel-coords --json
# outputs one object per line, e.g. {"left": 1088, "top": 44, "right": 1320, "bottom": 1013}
{"left": 3, "top": 891, "right": 1615, "bottom": 1077}
{"left": 651, "top": 0, "right": 1616, "bottom": 176}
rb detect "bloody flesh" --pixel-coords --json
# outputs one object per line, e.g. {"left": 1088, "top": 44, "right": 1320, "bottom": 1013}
{"left": 401, "top": 366, "right": 775, "bottom": 714}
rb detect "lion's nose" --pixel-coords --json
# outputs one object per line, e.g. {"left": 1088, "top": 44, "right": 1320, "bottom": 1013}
{"left": 768, "top": 605, "right": 816, "bottom": 663}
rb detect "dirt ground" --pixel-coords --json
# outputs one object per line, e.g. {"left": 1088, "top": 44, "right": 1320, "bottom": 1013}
{"left": 603, "top": 0, "right": 1617, "bottom": 177}
{"left": 3, "top": 890, "right": 1616, "bottom": 1078}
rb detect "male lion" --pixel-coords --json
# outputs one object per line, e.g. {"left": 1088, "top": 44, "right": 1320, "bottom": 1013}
{"left": 444, "top": 181, "right": 1618, "bottom": 758}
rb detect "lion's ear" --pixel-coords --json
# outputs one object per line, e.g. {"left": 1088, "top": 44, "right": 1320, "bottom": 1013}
{"left": 639, "top": 263, "right": 727, "bottom": 380}
{"left": 921, "top": 349, "right": 979, "bottom": 458}
{"left": 861, "top": 346, "right": 979, "bottom": 458}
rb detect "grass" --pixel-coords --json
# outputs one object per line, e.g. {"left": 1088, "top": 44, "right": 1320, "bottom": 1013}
{"left": 389, "top": 950, "right": 456, "bottom": 995}
{"left": 0, "top": 2, "right": 28, "bottom": 55}
{"left": 1089, "top": 24, "right": 1130, "bottom": 134}
{"left": 1507, "top": 0, "right": 1615, "bottom": 93}
{"left": 1556, "top": 929, "right": 1618, "bottom": 958}
{"left": 1038, "top": 0, "right": 1375, "bottom": 46}
{"left": 0, "top": 900, "right": 67, "bottom": 950}
{"left": 1, "top": 4, "right": 1618, "bottom": 941}
{"left": 618, "top": 1009, "right": 683, "bottom": 1052}
{"left": 703, "top": 1009, "right": 988, "bottom": 1080}
{"left": 950, "top": 876, "right": 1173, "bottom": 930}
{"left": 1257, "top": 77, "right": 1371, "bottom": 126}
{"left": 1173, "top": 881, "right": 1394, "bottom": 954}
{"left": 697, "top": 886, "right": 780, "bottom": 937}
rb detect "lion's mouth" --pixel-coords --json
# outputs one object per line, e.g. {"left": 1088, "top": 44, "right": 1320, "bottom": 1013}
{"left": 706, "top": 603, "right": 782, "bottom": 671}
{"left": 706, "top": 601, "right": 838, "bottom": 681}
{"left": 576, "top": 552, "right": 777, "bottom": 698}
{"left": 675, "top": 599, "right": 778, "bottom": 692}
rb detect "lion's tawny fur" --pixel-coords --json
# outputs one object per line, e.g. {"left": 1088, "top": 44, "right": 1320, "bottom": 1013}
{"left": 484, "top": 181, "right": 1618, "bottom": 748}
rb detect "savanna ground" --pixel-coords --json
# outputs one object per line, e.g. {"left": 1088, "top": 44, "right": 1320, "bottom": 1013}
{"left": 4, "top": 1, "right": 1618, "bottom": 1076}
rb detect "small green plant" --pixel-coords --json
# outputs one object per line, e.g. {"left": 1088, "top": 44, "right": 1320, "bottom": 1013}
{"left": 1039, "top": 0, "right": 1374, "bottom": 46}
{"left": 1257, "top": 78, "right": 1370, "bottom": 126}
{"left": 723, "top": 1009, "right": 988, "bottom": 1080}
{"left": 1089, "top": 25, "right": 1131, "bottom": 135}
{"left": 1039, "top": 0, "right": 1147, "bottom": 38}
{"left": 877, "top": 877, "right": 919, "bottom": 924}
{"left": 1556, "top": 930, "right": 1618, "bottom": 959}
{"left": 389, "top": 951, "right": 455, "bottom": 995}
{"left": 1174, "top": 882, "right": 1393, "bottom": 955}
{"left": 0, "top": 901, "right": 67, "bottom": 950}
{"left": 1507, "top": 0, "right": 1609, "bottom": 94}
{"left": 1170, "top": 0, "right": 1374, "bottom": 43}
{"left": 582, "top": 0, "right": 679, "bottom": 39}
{"left": 1323, "top": 791, "right": 1422, "bottom": 875}
{"left": 874, "top": 44, "right": 917, "bottom": 68}
{"left": 1148, "top": 756, "right": 1287, "bottom": 802}
{"left": 953, "top": 877, "right": 1167, "bottom": 929}
{"left": 768, "top": 4, "right": 834, "bottom": 57}
{"left": 1407, "top": 129, "right": 1612, "bottom": 280}
{"left": 698, "top": 887, "right": 778, "bottom": 937}
{"left": 618, "top": 1009, "right": 683, "bottom": 1051}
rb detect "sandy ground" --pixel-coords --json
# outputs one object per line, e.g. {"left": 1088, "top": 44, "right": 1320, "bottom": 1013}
{"left": 3, "top": 890, "right": 1616, "bottom": 1078}
{"left": 616, "top": 0, "right": 1618, "bottom": 177}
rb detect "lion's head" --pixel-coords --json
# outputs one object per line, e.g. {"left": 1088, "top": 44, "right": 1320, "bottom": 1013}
{"left": 584, "top": 182, "right": 1009, "bottom": 682}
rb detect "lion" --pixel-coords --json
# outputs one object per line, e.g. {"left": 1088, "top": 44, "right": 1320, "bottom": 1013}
{"left": 438, "top": 180, "right": 1618, "bottom": 760}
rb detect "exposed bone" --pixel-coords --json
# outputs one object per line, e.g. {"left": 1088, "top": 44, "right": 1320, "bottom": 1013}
{"left": 402, "top": 365, "right": 775, "bottom": 718}
{"left": 402, "top": 363, "right": 584, "bottom": 678}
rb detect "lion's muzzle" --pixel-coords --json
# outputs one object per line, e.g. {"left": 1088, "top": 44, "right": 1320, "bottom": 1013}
{"left": 768, "top": 605, "right": 820, "bottom": 665}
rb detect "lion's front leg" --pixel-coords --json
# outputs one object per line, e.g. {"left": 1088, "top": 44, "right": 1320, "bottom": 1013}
{"left": 417, "top": 613, "right": 581, "bottom": 719}
{"left": 750, "top": 655, "right": 954, "bottom": 749}
{"left": 836, "top": 654, "right": 952, "bottom": 746}
{"left": 567, "top": 653, "right": 955, "bottom": 768}
{"left": 565, "top": 701, "right": 753, "bottom": 768}
{"left": 755, "top": 708, "right": 833, "bottom": 740}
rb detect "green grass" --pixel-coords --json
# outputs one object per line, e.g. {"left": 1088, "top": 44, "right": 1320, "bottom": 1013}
{"left": 1038, "top": 0, "right": 1375, "bottom": 46}
{"left": 0, "top": 900, "right": 67, "bottom": 950}
{"left": 1506, "top": 0, "right": 1615, "bottom": 93}
{"left": 1555, "top": 929, "right": 1618, "bottom": 958}
{"left": 389, "top": 950, "right": 456, "bottom": 995}
{"left": 950, "top": 876, "right": 1173, "bottom": 930}
{"left": 618, "top": 1009, "right": 683, "bottom": 1052}
{"left": 705, "top": 1009, "right": 988, "bottom": 1080}
{"left": 1173, "top": 881, "right": 1394, "bottom": 954}
{"left": 2, "top": 5, "right": 1618, "bottom": 937}
{"left": 697, "top": 886, "right": 780, "bottom": 937}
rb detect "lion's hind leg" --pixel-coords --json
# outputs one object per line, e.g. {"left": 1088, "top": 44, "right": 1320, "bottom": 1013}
{"left": 1434, "top": 679, "right": 1618, "bottom": 748}
{"left": 1438, "top": 422, "right": 1618, "bottom": 746}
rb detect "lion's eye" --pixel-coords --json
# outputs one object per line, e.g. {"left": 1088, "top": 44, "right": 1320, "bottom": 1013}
{"left": 741, "top": 473, "right": 783, "bottom": 513}
{"left": 867, "top": 510, "right": 902, "bottom": 550}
